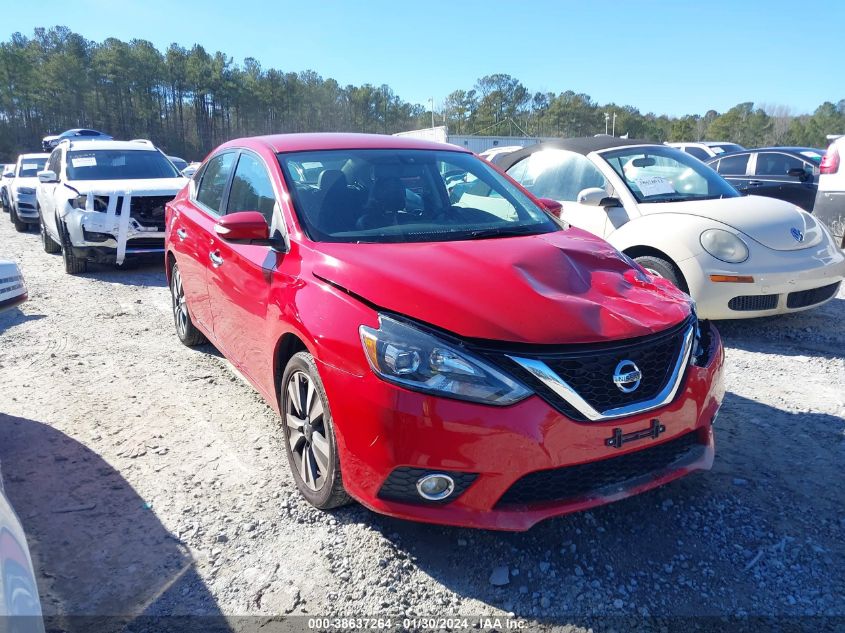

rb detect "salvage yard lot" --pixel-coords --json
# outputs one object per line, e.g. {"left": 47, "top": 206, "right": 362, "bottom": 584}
{"left": 0, "top": 217, "right": 843, "bottom": 631}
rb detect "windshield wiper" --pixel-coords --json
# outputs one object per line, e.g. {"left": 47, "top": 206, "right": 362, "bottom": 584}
{"left": 465, "top": 226, "right": 547, "bottom": 240}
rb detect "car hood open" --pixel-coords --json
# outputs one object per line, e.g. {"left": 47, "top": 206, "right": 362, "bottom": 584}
{"left": 311, "top": 229, "right": 691, "bottom": 345}
{"left": 639, "top": 195, "right": 825, "bottom": 251}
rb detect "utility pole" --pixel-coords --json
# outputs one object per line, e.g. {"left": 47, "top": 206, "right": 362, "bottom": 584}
{"left": 612, "top": 113, "right": 617, "bottom": 137}
{"left": 604, "top": 112, "right": 609, "bottom": 135}
{"left": 429, "top": 97, "right": 435, "bottom": 130}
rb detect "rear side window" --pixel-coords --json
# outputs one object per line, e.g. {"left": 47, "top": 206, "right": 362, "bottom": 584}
{"left": 755, "top": 152, "right": 805, "bottom": 177}
{"left": 716, "top": 154, "right": 749, "bottom": 176}
{"left": 685, "top": 146, "right": 711, "bottom": 161}
{"left": 507, "top": 149, "right": 607, "bottom": 201}
{"left": 196, "top": 153, "right": 236, "bottom": 214}
{"left": 226, "top": 153, "right": 277, "bottom": 224}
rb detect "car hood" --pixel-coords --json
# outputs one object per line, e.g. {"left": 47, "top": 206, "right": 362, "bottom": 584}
{"left": 67, "top": 177, "right": 187, "bottom": 196}
{"left": 638, "top": 195, "right": 824, "bottom": 251}
{"left": 11, "top": 177, "right": 39, "bottom": 190}
{"left": 311, "top": 229, "right": 691, "bottom": 345}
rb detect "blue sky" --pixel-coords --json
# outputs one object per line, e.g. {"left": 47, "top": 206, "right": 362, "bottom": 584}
{"left": 6, "top": 0, "right": 842, "bottom": 117}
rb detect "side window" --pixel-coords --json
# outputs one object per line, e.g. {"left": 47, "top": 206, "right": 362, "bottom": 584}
{"left": 685, "top": 146, "right": 711, "bottom": 161}
{"left": 195, "top": 152, "right": 236, "bottom": 214}
{"left": 47, "top": 149, "right": 62, "bottom": 177}
{"left": 226, "top": 153, "right": 277, "bottom": 224}
{"left": 755, "top": 152, "right": 805, "bottom": 177}
{"left": 508, "top": 149, "right": 606, "bottom": 201}
{"left": 716, "top": 154, "right": 749, "bottom": 176}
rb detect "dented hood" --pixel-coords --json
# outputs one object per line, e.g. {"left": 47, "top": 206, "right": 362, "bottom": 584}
{"left": 68, "top": 177, "right": 187, "bottom": 196}
{"left": 311, "top": 229, "right": 691, "bottom": 344}
{"left": 639, "top": 195, "right": 824, "bottom": 251}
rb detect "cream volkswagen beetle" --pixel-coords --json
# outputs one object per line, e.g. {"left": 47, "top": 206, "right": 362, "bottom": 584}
{"left": 500, "top": 138, "right": 845, "bottom": 319}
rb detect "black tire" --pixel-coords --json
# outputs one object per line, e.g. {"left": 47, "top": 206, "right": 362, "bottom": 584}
{"left": 170, "top": 262, "right": 207, "bottom": 346}
{"left": 280, "top": 351, "right": 351, "bottom": 510}
{"left": 58, "top": 219, "right": 87, "bottom": 274}
{"left": 634, "top": 255, "right": 686, "bottom": 292}
{"left": 10, "top": 205, "right": 27, "bottom": 233}
{"left": 39, "top": 210, "right": 60, "bottom": 254}
{"left": 0, "top": 190, "right": 8, "bottom": 213}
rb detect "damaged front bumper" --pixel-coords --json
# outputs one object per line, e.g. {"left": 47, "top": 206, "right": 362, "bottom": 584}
{"left": 61, "top": 193, "right": 169, "bottom": 264}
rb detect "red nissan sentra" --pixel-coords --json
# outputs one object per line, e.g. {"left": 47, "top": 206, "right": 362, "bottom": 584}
{"left": 164, "top": 133, "right": 724, "bottom": 531}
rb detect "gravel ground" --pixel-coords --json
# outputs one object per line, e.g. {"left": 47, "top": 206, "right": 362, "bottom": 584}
{"left": 0, "top": 217, "right": 843, "bottom": 633}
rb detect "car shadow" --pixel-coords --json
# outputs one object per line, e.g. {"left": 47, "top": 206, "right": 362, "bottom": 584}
{"left": 715, "top": 296, "right": 844, "bottom": 360}
{"left": 0, "top": 414, "right": 233, "bottom": 633}
{"left": 0, "top": 308, "right": 46, "bottom": 333}
{"left": 78, "top": 260, "right": 168, "bottom": 288}
{"left": 346, "top": 392, "right": 845, "bottom": 624}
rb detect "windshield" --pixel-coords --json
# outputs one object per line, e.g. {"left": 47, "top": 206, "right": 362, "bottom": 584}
{"left": 17, "top": 158, "right": 47, "bottom": 178}
{"left": 602, "top": 146, "right": 739, "bottom": 203}
{"left": 708, "top": 143, "right": 744, "bottom": 154}
{"left": 277, "top": 149, "right": 560, "bottom": 243}
{"left": 66, "top": 150, "right": 181, "bottom": 181}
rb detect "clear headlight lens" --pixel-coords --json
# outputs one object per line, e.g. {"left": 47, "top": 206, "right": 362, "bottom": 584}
{"left": 70, "top": 194, "right": 109, "bottom": 212}
{"left": 16, "top": 187, "right": 35, "bottom": 195}
{"left": 360, "top": 315, "right": 529, "bottom": 406}
{"left": 700, "top": 228, "right": 749, "bottom": 263}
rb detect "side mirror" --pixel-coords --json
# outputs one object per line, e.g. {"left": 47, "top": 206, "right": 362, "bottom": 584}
{"left": 538, "top": 197, "right": 562, "bottom": 216}
{"left": 2, "top": 172, "right": 13, "bottom": 179}
{"left": 37, "top": 170, "right": 58, "bottom": 183}
{"left": 214, "top": 211, "right": 270, "bottom": 242}
{"left": 577, "top": 187, "right": 619, "bottom": 207}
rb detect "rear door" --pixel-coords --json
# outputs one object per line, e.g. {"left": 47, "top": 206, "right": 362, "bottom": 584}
{"left": 206, "top": 150, "right": 282, "bottom": 385}
{"left": 752, "top": 151, "right": 817, "bottom": 210}
{"left": 169, "top": 151, "right": 237, "bottom": 334}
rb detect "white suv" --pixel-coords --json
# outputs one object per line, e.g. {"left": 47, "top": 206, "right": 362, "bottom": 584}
{"left": 816, "top": 135, "right": 844, "bottom": 248}
{"left": 36, "top": 139, "right": 187, "bottom": 274}
{"left": 8, "top": 153, "right": 49, "bottom": 232}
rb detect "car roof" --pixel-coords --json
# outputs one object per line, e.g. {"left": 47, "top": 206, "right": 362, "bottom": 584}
{"left": 59, "top": 139, "right": 160, "bottom": 152}
{"left": 497, "top": 137, "right": 654, "bottom": 171}
{"left": 18, "top": 153, "right": 49, "bottom": 160}
{"left": 705, "top": 147, "right": 826, "bottom": 162}
{"left": 217, "top": 132, "right": 472, "bottom": 154}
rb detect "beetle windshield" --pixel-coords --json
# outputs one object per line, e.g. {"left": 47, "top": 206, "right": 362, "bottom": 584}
{"left": 277, "top": 149, "right": 560, "bottom": 243}
{"left": 602, "top": 146, "right": 739, "bottom": 203}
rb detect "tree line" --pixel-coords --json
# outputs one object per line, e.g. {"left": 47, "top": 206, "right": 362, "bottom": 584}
{"left": 1, "top": 26, "right": 843, "bottom": 162}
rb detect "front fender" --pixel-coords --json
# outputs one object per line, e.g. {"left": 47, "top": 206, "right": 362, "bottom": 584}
{"left": 609, "top": 213, "right": 723, "bottom": 265}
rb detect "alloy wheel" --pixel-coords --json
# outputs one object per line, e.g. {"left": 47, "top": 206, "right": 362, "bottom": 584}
{"left": 171, "top": 266, "right": 189, "bottom": 337}
{"left": 285, "top": 371, "right": 329, "bottom": 491}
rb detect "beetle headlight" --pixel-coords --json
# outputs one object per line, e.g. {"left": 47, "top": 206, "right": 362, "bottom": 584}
{"left": 700, "top": 229, "right": 749, "bottom": 263}
{"left": 360, "top": 315, "right": 529, "bottom": 405}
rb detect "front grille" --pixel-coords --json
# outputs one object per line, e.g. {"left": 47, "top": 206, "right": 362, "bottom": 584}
{"left": 114, "top": 195, "right": 172, "bottom": 230}
{"left": 377, "top": 467, "right": 478, "bottom": 505}
{"left": 482, "top": 318, "right": 691, "bottom": 421}
{"left": 728, "top": 294, "right": 778, "bottom": 311}
{"left": 126, "top": 237, "right": 165, "bottom": 250}
{"left": 495, "top": 431, "right": 701, "bottom": 507}
{"left": 786, "top": 282, "right": 840, "bottom": 309}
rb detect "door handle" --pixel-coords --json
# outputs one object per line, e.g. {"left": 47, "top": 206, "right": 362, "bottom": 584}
{"left": 176, "top": 228, "right": 188, "bottom": 241}
{"left": 747, "top": 180, "right": 764, "bottom": 186}
{"left": 209, "top": 250, "right": 224, "bottom": 268}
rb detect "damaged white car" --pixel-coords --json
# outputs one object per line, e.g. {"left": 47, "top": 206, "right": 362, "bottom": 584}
{"left": 36, "top": 139, "right": 187, "bottom": 274}
{"left": 0, "top": 260, "right": 27, "bottom": 312}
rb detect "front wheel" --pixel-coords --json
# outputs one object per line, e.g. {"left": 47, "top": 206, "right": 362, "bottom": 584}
{"left": 40, "top": 210, "right": 61, "bottom": 253}
{"left": 170, "top": 262, "right": 207, "bottom": 346}
{"left": 281, "top": 351, "right": 351, "bottom": 510}
{"left": 634, "top": 255, "right": 685, "bottom": 292}
{"left": 10, "top": 206, "right": 27, "bottom": 232}
{"left": 59, "top": 219, "right": 87, "bottom": 274}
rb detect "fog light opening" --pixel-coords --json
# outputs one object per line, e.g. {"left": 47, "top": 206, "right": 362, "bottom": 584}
{"left": 416, "top": 474, "right": 455, "bottom": 501}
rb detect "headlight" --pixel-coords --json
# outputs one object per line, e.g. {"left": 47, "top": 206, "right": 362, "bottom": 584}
{"left": 700, "top": 228, "right": 749, "bottom": 263}
{"left": 16, "top": 187, "right": 35, "bottom": 195}
{"left": 359, "top": 315, "right": 529, "bottom": 406}
{"left": 70, "top": 194, "right": 109, "bottom": 212}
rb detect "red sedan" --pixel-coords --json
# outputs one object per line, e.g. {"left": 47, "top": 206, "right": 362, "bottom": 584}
{"left": 164, "top": 133, "right": 724, "bottom": 531}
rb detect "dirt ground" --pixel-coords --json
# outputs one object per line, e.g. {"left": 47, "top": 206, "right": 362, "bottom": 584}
{"left": 0, "top": 216, "right": 843, "bottom": 633}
